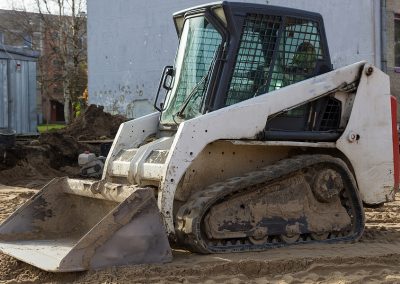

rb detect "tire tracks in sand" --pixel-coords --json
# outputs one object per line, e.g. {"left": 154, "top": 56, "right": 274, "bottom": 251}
{"left": 0, "top": 185, "right": 399, "bottom": 283}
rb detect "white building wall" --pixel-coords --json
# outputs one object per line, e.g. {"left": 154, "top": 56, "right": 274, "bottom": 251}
{"left": 88, "top": 0, "right": 378, "bottom": 118}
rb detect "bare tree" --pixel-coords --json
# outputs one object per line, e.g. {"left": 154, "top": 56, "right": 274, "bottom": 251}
{"left": 0, "top": 0, "right": 87, "bottom": 124}
{"left": 37, "top": 0, "right": 87, "bottom": 123}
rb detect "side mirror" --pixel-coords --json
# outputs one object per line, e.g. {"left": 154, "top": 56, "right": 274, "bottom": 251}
{"left": 163, "top": 67, "right": 174, "bottom": 90}
{"left": 154, "top": 65, "right": 174, "bottom": 112}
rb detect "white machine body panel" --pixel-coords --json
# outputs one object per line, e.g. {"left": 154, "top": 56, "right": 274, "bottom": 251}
{"left": 104, "top": 62, "right": 397, "bottom": 235}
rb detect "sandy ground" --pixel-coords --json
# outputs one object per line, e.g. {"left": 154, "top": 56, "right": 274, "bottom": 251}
{"left": 0, "top": 183, "right": 400, "bottom": 283}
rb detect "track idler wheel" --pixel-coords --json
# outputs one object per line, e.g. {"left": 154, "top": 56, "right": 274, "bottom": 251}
{"left": 312, "top": 168, "right": 343, "bottom": 203}
{"left": 249, "top": 227, "right": 268, "bottom": 245}
{"left": 281, "top": 234, "right": 300, "bottom": 244}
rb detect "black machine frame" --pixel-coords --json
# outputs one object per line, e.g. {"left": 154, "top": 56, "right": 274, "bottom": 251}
{"left": 159, "top": 1, "right": 340, "bottom": 140}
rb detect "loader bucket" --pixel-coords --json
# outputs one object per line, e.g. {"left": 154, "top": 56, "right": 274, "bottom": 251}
{"left": 0, "top": 178, "right": 172, "bottom": 272}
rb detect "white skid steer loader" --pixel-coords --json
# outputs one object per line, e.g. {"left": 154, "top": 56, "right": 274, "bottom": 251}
{"left": 0, "top": 1, "right": 399, "bottom": 272}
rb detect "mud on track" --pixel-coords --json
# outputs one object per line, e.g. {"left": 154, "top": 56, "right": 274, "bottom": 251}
{"left": 0, "top": 185, "right": 400, "bottom": 283}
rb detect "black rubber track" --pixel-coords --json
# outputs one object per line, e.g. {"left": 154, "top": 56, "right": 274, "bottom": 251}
{"left": 175, "top": 155, "right": 365, "bottom": 254}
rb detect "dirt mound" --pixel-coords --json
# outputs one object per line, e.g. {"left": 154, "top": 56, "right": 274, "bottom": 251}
{"left": 0, "top": 140, "right": 87, "bottom": 187}
{"left": 39, "top": 132, "right": 96, "bottom": 169}
{"left": 0, "top": 105, "right": 127, "bottom": 187}
{"left": 60, "top": 104, "right": 126, "bottom": 141}
{"left": 0, "top": 143, "right": 61, "bottom": 187}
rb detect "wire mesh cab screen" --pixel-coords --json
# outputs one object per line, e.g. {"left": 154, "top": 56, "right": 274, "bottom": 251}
{"left": 225, "top": 14, "right": 324, "bottom": 107}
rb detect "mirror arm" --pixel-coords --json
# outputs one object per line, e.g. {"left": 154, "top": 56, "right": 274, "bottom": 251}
{"left": 154, "top": 65, "right": 174, "bottom": 112}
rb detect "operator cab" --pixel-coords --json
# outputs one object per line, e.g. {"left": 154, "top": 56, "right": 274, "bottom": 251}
{"left": 155, "top": 2, "right": 337, "bottom": 140}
